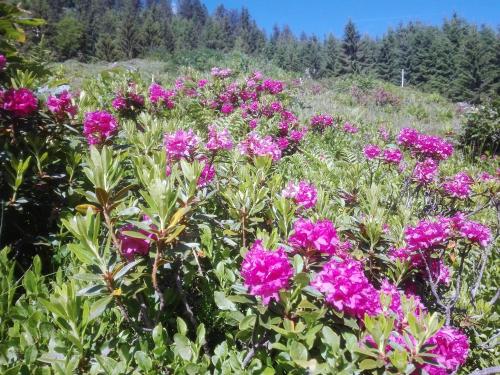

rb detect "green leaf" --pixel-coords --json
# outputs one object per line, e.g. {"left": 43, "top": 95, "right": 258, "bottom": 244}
{"left": 290, "top": 341, "right": 308, "bottom": 362}
{"left": 134, "top": 351, "right": 152, "bottom": 372}
{"left": 89, "top": 295, "right": 113, "bottom": 321}
{"left": 174, "top": 334, "right": 192, "bottom": 361}
{"left": 321, "top": 326, "right": 340, "bottom": 352}
{"left": 214, "top": 291, "right": 237, "bottom": 311}
{"left": 176, "top": 317, "right": 188, "bottom": 336}
{"left": 359, "top": 359, "right": 383, "bottom": 370}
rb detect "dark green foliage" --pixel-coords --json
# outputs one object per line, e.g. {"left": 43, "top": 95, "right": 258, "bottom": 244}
{"left": 460, "top": 103, "right": 500, "bottom": 155}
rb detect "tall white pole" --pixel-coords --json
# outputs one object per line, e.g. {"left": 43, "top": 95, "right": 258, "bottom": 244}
{"left": 401, "top": 69, "right": 405, "bottom": 87}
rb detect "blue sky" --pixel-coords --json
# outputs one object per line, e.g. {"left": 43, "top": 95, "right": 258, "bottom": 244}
{"left": 203, "top": 0, "right": 500, "bottom": 38}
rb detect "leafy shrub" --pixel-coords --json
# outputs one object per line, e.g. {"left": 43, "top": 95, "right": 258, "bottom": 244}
{"left": 460, "top": 103, "right": 500, "bottom": 155}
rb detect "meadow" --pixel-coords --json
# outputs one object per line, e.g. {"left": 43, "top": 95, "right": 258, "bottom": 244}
{"left": 1, "top": 10, "right": 499, "bottom": 375}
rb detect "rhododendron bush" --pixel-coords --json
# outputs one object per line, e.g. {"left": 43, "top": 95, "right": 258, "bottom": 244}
{"left": 1, "top": 14, "right": 499, "bottom": 374}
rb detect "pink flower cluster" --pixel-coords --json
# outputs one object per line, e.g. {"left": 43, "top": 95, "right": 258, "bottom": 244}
{"left": 288, "top": 218, "right": 344, "bottom": 256}
{"left": 206, "top": 125, "right": 233, "bottom": 152}
{"left": 47, "top": 90, "right": 77, "bottom": 120}
{"left": 164, "top": 129, "right": 199, "bottom": 161}
{"left": 240, "top": 240, "right": 293, "bottom": 305}
{"left": 239, "top": 132, "right": 282, "bottom": 161}
{"left": 397, "top": 128, "right": 454, "bottom": 161}
{"left": 382, "top": 147, "right": 403, "bottom": 164}
{"left": 343, "top": 122, "right": 359, "bottom": 133}
{"left": 442, "top": 172, "right": 474, "bottom": 199}
{"left": 149, "top": 83, "right": 175, "bottom": 109}
{"left": 421, "top": 326, "right": 469, "bottom": 375}
{"left": 118, "top": 224, "right": 153, "bottom": 260}
{"left": 404, "top": 217, "right": 452, "bottom": 251}
{"left": 83, "top": 111, "right": 118, "bottom": 145}
{"left": 282, "top": 181, "right": 318, "bottom": 209}
{"left": 363, "top": 144, "right": 381, "bottom": 160}
{"left": 211, "top": 67, "right": 232, "bottom": 78}
{"left": 310, "top": 114, "right": 334, "bottom": 130}
{"left": 452, "top": 213, "right": 492, "bottom": 247}
{"left": 112, "top": 85, "right": 145, "bottom": 112}
{"left": 1, "top": 88, "right": 38, "bottom": 117}
{"left": 311, "top": 257, "right": 380, "bottom": 319}
{"left": 198, "top": 161, "right": 216, "bottom": 187}
{"left": 412, "top": 158, "right": 439, "bottom": 185}
{"left": 262, "top": 79, "right": 284, "bottom": 95}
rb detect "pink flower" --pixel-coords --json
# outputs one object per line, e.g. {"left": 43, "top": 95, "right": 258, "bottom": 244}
{"left": 282, "top": 181, "right": 317, "bottom": 209}
{"left": 239, "top": 133, "right": 282, "bottom": 161}
{"left": 478, "top": 172, "right": 494, "bottom": 182}
{"left": 83, "top": 111, "right": 118, "bottom": 145}
{"left": 276, "top": 137, "right": 289, "bottom": 150}
{"left": 311, "top": 257, "right": 381, "bottom": 319}
{"left": 149, "top": 83, "right": 175, "bottom": 108}
{"left": 290, "top": 129, "right": 306, "bottom": 142}
{"left": 310, "top": 114, "right": 333, "bottom": 129}
{"left": 240, "top": 240, "right": 293, "bottom": 305}
{"left": 198, "top": 79, "right": 208, "bottom": 88}
{"left": 343, "top": 122, "right": 359, "bottom": 133}
{"left": 404, "top": 217, "right": 451, "bottom": 251}
{"left": 363, "top": 144, "right": 381, "bottom": 160}
{"left": 379, "top": 279, "right": 403, "bottom": 322}
{"left": 442, "top": 172, "right": 474, "bottom": 199}
{"left": 112, "top": 96, "right": 127, "bottom": 111}
{"left": 163, "top": 129, "right": 199, "bottom": 161}
{"left": 379, "top": 126, "right": 389, "bottom": 141}
{"left": 383, "top": 147, "right": 403, "bottom": 164}
{"left": 220, "top": 102, "right": 234, "bottom": 114}
{"left": 452, "top": 213, "right": 492, "bottom": 247}
{"left": 262, "top": 79, "right": 284, "bottom": 94}
{"left": 288, "top": 218, "right": 343, "bottom": 256}
{"left": 421, "top": 327, "right": 469, "bottom": 375}
{"left": 248, "top": 118, "right": 259, "bottom": 129}
{"left": 397, "top": 128, "right": 453, "bottom": 161}
{"left": 211, "top": 67, "right": 232, "bottom": 78}
{"left": 206, "top": 125, "right": 233, "bottom": 151}
{"left": 198, "top": 162, "right": 215, "bottom": 187}
{"left": 413, "top": 158, "right": 439, "bottom": 185}
{"left": 47, "top": 90, "right": 77, "bottom": 120}
{"left": 0, "top": 54, "right": 6, "bottom": 70}
{"left": 112, "top": 91, "right": 145, "bottom": 112}
{"left": 2, "top": 88, "right": 38, "bottom": 117}
{"left": 118, "top": 224, "right": 152, "bottom": 260}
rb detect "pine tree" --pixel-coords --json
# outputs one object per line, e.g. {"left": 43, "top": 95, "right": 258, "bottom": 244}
{"left": 340, "top": 19, "right": 361, "bottom": 74}
{"left": 117, "top": 0, "right": 142, "bottom": 59}
{"left": 323, "top": 34, "right": 341, "bottom": 77}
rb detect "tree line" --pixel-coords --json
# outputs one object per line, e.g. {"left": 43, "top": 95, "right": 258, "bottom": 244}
{"left": 21, "top": 0, "right": 500, "bottom": 103}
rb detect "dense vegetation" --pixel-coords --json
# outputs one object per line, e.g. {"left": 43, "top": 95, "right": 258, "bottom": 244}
{"left": 1, "top": 3, "right": 499, "bottom": 374}
{"left": 19, "top": 0, "right": 500, "bottom": 103}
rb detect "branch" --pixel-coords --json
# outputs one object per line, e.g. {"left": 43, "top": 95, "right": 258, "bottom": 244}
{"left": 152, "top": 241, "right": 165, "bottom": 312}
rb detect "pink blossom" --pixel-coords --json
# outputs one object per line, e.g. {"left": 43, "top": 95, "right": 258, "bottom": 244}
{"left": 83, "top": 111, "right": 118, "bottom": 145}
{"left": 198, "top": 79, "right": 208, "bottom": 88}
{"left": 397, "top": 128, "right": 453, "bottom": 161}
{"left": 289, "top": 218, "right": 343, "bottom": 256}
{"left": 310, "top": 114, "right": 333, "bottom": 129}
{"left": 2, "top": 88, "right": 38, "bottom": 117}
{"left": 421, "top": 327, "right": 469, "bottom": 375}
{"left": 276, "top": 137, "right": 289, "bottom": 150}
{"left": 239, "top": 133, "right": 282, "bottom": 161}
{"left": 290, "top": 129, "right": 306, "bottom": 142}
{"left": 47, "top": 90, "right": 77, "bottom": 120}
{"left": 379, "top": 126, "right": 389, "bottom": 141}
{"left": 206, "top": 125, "right": 233, "bottom": 151}
{"left": 379, "top": 279, "right": 403, "bottom": 322}
{"left": 478, "top": 172, "right": 494, "bottom": 182}
{"left": 198, "top": 162, "right": 215, "bottom": 187}
{"left": 404, "top": 217, "right": 451, "bottom": 251}
{"left": 149, "top": 83, "right": 175, "bottom": 108}
{"left": 240, "top": 240, "right": 293, "bottom": 305}
{"left": 220, "top": 102, "right": 234, "bottom": 114}
{"left": 282, "top": 181, "right": 317, "bottom": 209}
{"left": 118, "top": 224, "right": 152, "bottom": 260}
{"left": 452, "top": 213, "right": 492, "bottom": 247}
{"left": 262, "top": 79, "right": 284, "bottom": 94}
{"left": 164, "top": 129, "right": 199, "bottom": 161}
{"left": 311, "top": 257, "right": 381, "bottom": 319}
{"left": 383, "top": 147, "right": 403, "bottom": 164}
{"left": 412, "top": 158, "right": 439, "bottom": 185}
{"left": 343, "top": 122, "right": 359, "bottom": 134}
{"left": 363, "top": 144, "right": 381, "bottom": 160}
{"left": 211, "top": 67, "right": 232, "bottom": 78}
{"left": 248, "top": 118, "right": 259, "bottom": 129}
{"left": 442, "top": 172, "right": 474, "bottom": 199}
